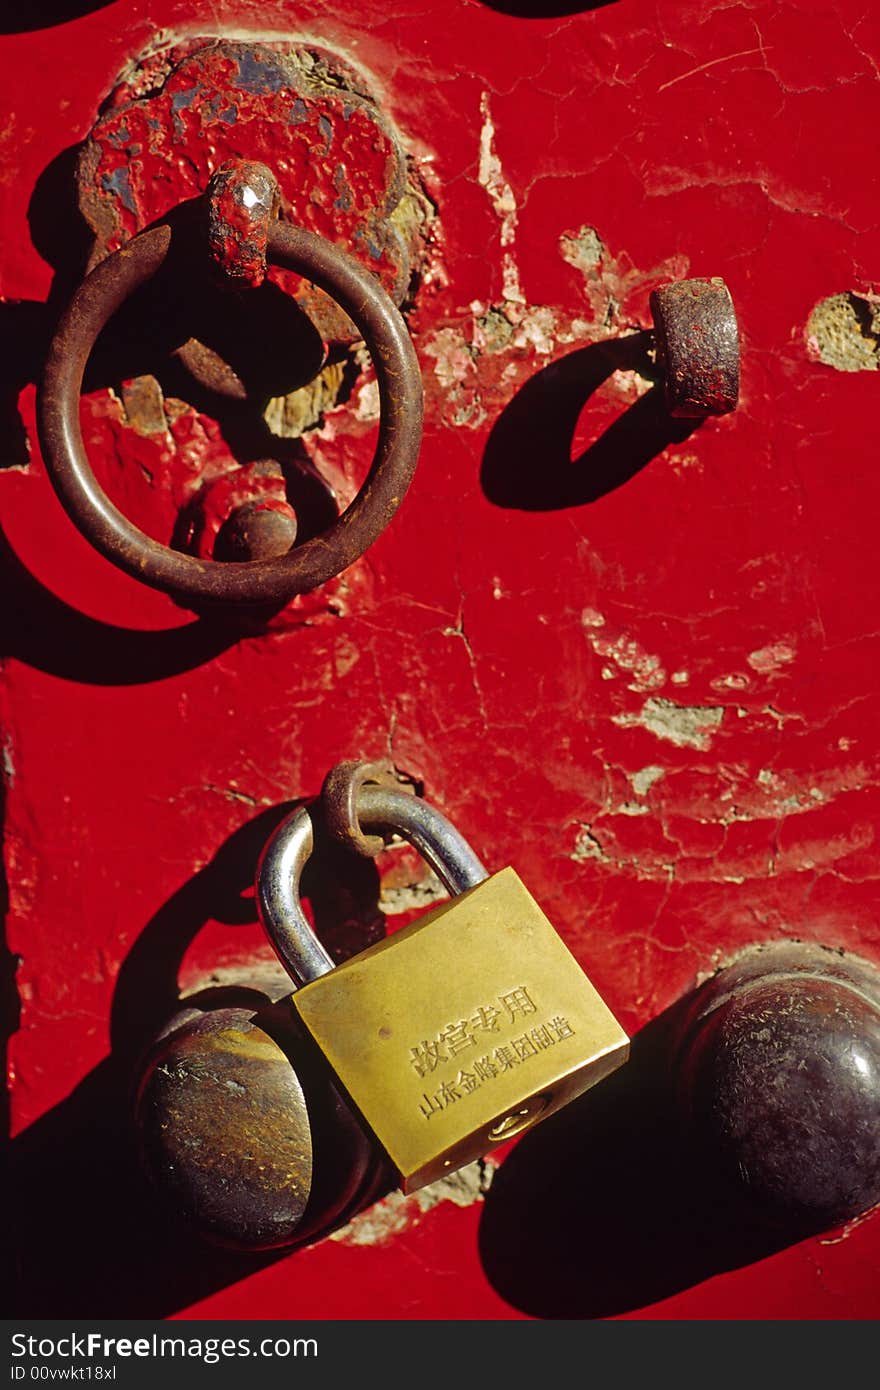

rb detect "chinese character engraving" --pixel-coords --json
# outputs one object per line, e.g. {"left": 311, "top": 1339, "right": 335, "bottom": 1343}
{"left": 410, "top": 1039, "right": 447, "bottom": 1077}
{"left": 471, "top": 1004, "right": 502, "bottom": 1033}
{"left": 511, "top": 1033, "right": 539, "bottom": 1062}
{"left": 419, "top": 1091, "right": 444, "bottom": 1120}
{"left": 441, "top": 1019, "right": 477, "bottom": 1057}
{"left": 493, "top": 1044, "right": 519, "bottom": 1072}
{"left": 500, "top": 986, "right": 537, "bottom": 1022}
{"left": 412, "top": 985, "right": 579, "bottom": 1121}
{"left": 435, "top": 1079, "right": 461, "bottom": 1107}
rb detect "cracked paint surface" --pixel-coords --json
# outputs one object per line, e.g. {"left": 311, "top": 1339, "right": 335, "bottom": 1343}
{"left": 328, "top": 1158, "right": 495, "bottom": 1246}
{"left": 1, "top": 0, "right": 879, "bottom": 1323}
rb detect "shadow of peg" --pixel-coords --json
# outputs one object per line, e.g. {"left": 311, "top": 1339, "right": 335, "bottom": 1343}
{"left": 480, "top": 277, "right": 739, "bottom": 512}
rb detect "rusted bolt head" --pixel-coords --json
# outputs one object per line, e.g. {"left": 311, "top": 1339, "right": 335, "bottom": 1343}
{"left": 213, "top": 500, "right": 299, "bottom": 563}
{"left": 650, "top": 277, "right": 740, "bottom": 418}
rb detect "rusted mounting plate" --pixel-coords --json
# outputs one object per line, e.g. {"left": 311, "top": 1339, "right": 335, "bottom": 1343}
{"left": 77, "top": 38, "right": 423, "bottom": 360}
{"left": 650, "top": 277, "right": 740, "bottom": 417}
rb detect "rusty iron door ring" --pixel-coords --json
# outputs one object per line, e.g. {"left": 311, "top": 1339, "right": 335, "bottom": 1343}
{"left": 37, "top": 220, "right": 424, "bottom": 608}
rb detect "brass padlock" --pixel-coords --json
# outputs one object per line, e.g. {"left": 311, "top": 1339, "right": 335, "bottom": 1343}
{"left": 258, "top": 774, "right": 630, "bottom": 1193}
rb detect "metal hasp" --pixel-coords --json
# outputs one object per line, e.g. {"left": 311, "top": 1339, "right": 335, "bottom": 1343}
{"left": 257, "top": 776, "right": 490, "bottom": 986}
{"left": 37, "top": 201, "right": 423, "bottom": 608}
{"left": 672, "top": 941, "right": 880, "bottom": 1234}
{"left": 650, "top": 277, "right": 740, "bottom": 417}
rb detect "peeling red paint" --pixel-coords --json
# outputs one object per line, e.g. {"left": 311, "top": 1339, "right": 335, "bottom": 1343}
{"left": 77, "top": 37, "right": 430, "bottom": 345}
{"left": 2, "top": 0, "right": 880, "bottom": 1323}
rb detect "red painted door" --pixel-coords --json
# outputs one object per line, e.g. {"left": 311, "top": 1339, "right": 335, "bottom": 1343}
{"left": 4, "top": 0, "right": 879, "bottom": 1320}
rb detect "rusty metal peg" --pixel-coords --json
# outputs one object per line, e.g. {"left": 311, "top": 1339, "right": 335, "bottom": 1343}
{"left": 321, "top": 760, "right": 417, "bottom": 859}
{"left": 649, "top": 277, "right": 740, "bottom": 418}
{"left": 37, "top": 206, "right": 423, "bottom": 610}
{"left": 206, "top": 159, "right": 279, "bottom": 290}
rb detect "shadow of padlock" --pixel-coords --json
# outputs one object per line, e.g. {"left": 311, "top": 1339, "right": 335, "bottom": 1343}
{"left": 134, "top": 772, "right": 630, "bottom": 1247}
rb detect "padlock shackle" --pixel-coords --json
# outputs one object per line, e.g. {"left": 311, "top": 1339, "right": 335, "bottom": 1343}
{"left": 257, "top": 785, "right": 489, "bottom": 987}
